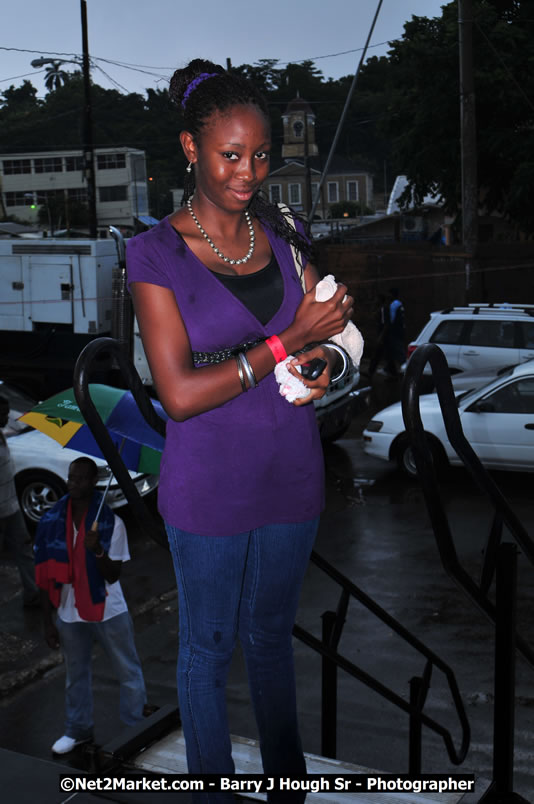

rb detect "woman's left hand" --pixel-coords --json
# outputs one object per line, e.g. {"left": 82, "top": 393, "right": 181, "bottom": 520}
{"left": 287, "top": 345, "right": 336, "bottom": 406}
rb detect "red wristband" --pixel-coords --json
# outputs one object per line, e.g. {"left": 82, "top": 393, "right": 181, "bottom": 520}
{"left": 265, "top": 335, "right": 287, "bottom": 363}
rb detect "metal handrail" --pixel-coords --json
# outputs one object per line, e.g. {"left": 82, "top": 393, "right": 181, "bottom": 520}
{"left": 402, "top": 343, "right": 534, "bottom": 801}
{"left": 294, "top": 549, "right": 470, "bottom": 766}
{"left": 402, "top": 343, "right": 534, "bottom": 667}
{"left": 73, "top": 337, "right": 168, "bottom": 550}
{"left": 72, "top": 336, "right": 470, "bottom": 770}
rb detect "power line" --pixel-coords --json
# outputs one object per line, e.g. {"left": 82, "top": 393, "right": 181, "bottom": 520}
{"left": 0, "top": 39, "right": 396, "bottom": 90}
{"left": 278, "top": 39, "right": 393, "bottom": 66}
{"left": 0, "top": 69, "right": 47, "bottom": 84}
{"left": 92, "top": 64, "right": 130, "bottom": 94}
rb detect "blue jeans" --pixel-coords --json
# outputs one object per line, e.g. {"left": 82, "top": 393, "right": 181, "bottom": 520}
{"left": 56, "top": 611, "right": 147, "bottom": 740}
{"left": 165, "top": 519, "right": 318, "bottom": 801}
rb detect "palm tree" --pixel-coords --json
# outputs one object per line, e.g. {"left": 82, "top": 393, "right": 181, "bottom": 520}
{"left": 44, "top": 61, "right": 69, "bottom": 92}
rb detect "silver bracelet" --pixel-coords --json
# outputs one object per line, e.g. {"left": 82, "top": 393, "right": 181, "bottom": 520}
{"left": 238, "top": 351, "right": 257, "bottom": 389}
{"left": 235, "top": 354, "right": 247, "bottom": 392}
{"left": 322, "top": 343, "right": 350, "bottom": 383}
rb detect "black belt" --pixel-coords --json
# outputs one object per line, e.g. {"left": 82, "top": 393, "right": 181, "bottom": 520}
{"left": 192, "top": 337, "right": 266, "bottom": 365}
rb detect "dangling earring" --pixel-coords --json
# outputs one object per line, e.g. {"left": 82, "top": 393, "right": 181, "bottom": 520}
{"left": 186, "top": 161, "right": 193, "bottom": 173}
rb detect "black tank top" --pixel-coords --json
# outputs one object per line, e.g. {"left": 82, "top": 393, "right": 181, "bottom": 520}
{"left": 211, "top": 254, "right": 284, "bottom": 326}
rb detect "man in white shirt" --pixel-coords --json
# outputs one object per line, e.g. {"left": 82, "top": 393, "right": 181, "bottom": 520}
{"left": 0, "top": 396, "right": 39, "bottom": 606}
{"left": 34, "top": 457, "right": 147, "bottom": 755}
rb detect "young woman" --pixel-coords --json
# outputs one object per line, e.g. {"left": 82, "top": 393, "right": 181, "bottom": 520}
{"left": 127, "top": 59, "right": 354, "bottom": 796}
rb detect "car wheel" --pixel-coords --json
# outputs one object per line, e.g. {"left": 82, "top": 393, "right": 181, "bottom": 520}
{"left": 15, "top": 471, "right": 67, "bottom": 527}
{"left": 395, "top": 435, "right": 445, "bottom": 479}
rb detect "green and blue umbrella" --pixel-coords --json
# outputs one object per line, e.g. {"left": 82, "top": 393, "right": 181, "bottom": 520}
{"left": 20, "top": 384, "right": 167, "bottom": 474}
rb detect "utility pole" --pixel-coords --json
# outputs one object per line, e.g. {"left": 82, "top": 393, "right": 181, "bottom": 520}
{"left": 308, "top": 0, "right": 383, "bottom": 223}
{"left": 458, "top": 0, "right": 478, "bottom": 299}
{"left": 303, "top": 115, "right": 313, "bottom": 222}
{"left": 80, "top": 0, "right": 98, "bottom": 238}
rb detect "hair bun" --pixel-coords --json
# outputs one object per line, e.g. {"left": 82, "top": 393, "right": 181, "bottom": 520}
{"left": 169, "top": 59, "right": 224, "bottom": 108}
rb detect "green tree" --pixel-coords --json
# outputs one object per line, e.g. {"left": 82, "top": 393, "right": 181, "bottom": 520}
{"left": 381, "top": 0, "right": 534, "bottom": 233}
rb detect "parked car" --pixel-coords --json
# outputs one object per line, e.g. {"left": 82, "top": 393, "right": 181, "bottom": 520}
{"left": 314, "top": 364, "right": 370, "bottom": 442}
{"left": 363, "top": 360, "right": 534, "bottom": 478}
{"left": 405, "top": 304, "right": 534, "bottom": 383}
{"left": 449, "top": 363, "right": 519, "bottom": 393}
{"left": 0, "top": 381, "right": 159, "bottom": 526}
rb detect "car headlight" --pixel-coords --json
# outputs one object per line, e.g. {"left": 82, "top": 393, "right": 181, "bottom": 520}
{"left": 366, "top": 420, "right": 384, "bottom": 432}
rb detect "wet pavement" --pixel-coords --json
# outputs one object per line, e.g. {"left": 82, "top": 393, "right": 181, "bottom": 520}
{"left": 0, "top": 369, "right": 533, "bottom": 801}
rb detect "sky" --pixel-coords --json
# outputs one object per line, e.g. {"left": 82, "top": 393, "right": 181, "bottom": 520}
{"left": 1, "top": 0, "right": 448, "bottom": 99}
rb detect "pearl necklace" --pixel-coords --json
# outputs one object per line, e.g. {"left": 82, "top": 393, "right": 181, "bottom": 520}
{"left": 186, "top": 197, "right": 255, "bottom": 265}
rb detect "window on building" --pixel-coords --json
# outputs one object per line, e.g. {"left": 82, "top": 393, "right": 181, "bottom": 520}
{"left": 35, "top": 189, "right": 64, "bottom": 204}
{"left": 289, "top": 183, "right": 301, "bottom": 205}
{"left": 3, "top": 159, "right": 31, "bottom": 175}
{"left": 97, "top": 153, "right": 126, "bottom": 170}
{"left": 5, "top": 192, "right": 35, "bottom": 207}
{"left": 34, "top": 157, "right": 63, "bottom": 173}
{"left": 66, "top": 156, "right": 84, "bottom": 172}
{"left": 327, "top": 182, "right": 339, "bottom": 203}
{"left": 99, "top": 185, "right": 128, "bottom": 202}
{"left": 269, "top": 184, "right": 282, "bottom": 204}
{"left": 347, "top": 181, "right": 359, "bottom": 202}
{"left": 67, "top": 187, "right": 88, "bottom": 203}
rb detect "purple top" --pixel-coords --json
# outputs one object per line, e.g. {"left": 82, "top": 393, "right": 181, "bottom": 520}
{"left": 126, "top": 215, "right": 324, "bottom": 536}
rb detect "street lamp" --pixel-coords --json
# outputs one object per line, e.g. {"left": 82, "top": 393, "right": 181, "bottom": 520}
{"left": 31, "top": 56, "right": 81, "bottom": 91}
{"left": 29, "top": 1, "right": 98, "bottom": 239}
{"left": 24, "top": 192, "right": 53, "bottom": 236}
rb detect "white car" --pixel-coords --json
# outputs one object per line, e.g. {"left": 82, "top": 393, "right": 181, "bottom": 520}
{"left": 405, "top": 303, "right": 534, "bottom": 381}
{"left": 1, "top": 381, "right": 159, "bottom": 525}
{"left": 363, "top": 360, "right": 534, "bottom": 478}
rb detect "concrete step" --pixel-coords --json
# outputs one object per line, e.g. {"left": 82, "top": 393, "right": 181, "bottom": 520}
{"left": 132, "top": 728, "right": 475, "bottom": 804}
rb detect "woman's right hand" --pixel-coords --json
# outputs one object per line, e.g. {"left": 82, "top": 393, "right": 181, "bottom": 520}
{"left": 290, "top": 283, "right": 354, "bottom": 347}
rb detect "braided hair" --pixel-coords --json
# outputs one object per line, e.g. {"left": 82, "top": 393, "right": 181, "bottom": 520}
{"left": 169, "top": 58, "right": 314, "bottom": 264}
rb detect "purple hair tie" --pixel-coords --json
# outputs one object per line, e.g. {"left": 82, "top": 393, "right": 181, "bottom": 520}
{"left": 181, "top": 72, "right": 219, "bottom": 109}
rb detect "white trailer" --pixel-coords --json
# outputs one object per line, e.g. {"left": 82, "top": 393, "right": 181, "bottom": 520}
{"left": 0, "top": 238, "right": 117, "bottom": 335}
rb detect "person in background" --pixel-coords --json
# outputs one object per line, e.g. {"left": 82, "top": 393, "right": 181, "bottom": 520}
{"left": 385, "top": 287, "right": 406, "bottom": 377}
{"left": 0, "top": 395, "right": 40, "bottom": 607}
{"left": 34, "top": 457, "right": 147, "bottom": 755}
{"left": 127, "top": 58, "right": 354, "bottom": 798}
{"left": 367, "top": 293, "right": 390, "bottom": 378}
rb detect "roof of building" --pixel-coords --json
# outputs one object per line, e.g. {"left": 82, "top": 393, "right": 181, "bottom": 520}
{"left": 283, "top": 95, "right": 314, "bottom": 115}
{"left": 387, "top": 175, "right": 442, "bottom": 214}
{"left": 268, "top": 155, "right": 371, "bottom": 178}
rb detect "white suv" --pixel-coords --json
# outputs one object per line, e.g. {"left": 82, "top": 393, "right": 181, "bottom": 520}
{"left": 407, "top": 303, "right": 534, "bottom": 377}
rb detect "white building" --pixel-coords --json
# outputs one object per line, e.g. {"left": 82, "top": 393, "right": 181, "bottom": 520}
{"left": 0, "top": 147, "right": 149, "bottom": 234}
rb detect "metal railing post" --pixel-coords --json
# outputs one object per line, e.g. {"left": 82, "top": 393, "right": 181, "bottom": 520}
{"left": 493, "top": 542, "right": 517, "bottom": 794}
{"left": 409, "top": 676, "right": 424, "bottom": 775}
{"left": 321, "top": 610, "right": 338, "bottom": 758}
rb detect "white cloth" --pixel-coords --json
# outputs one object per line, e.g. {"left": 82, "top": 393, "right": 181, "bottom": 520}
{"left": 274, "top": 360, "right": 311, "bottom": 403}
{"left": 314, "top": 275, "right": 364, "bottom": 365}
{"left": 274, "top": 274, "right": 364, "bottom": 402}
{"left": 0, "top": 437, "right": 21, "bottom": 519}
{"left": 57, "top": 514, "right": 130, "bottom": 623}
